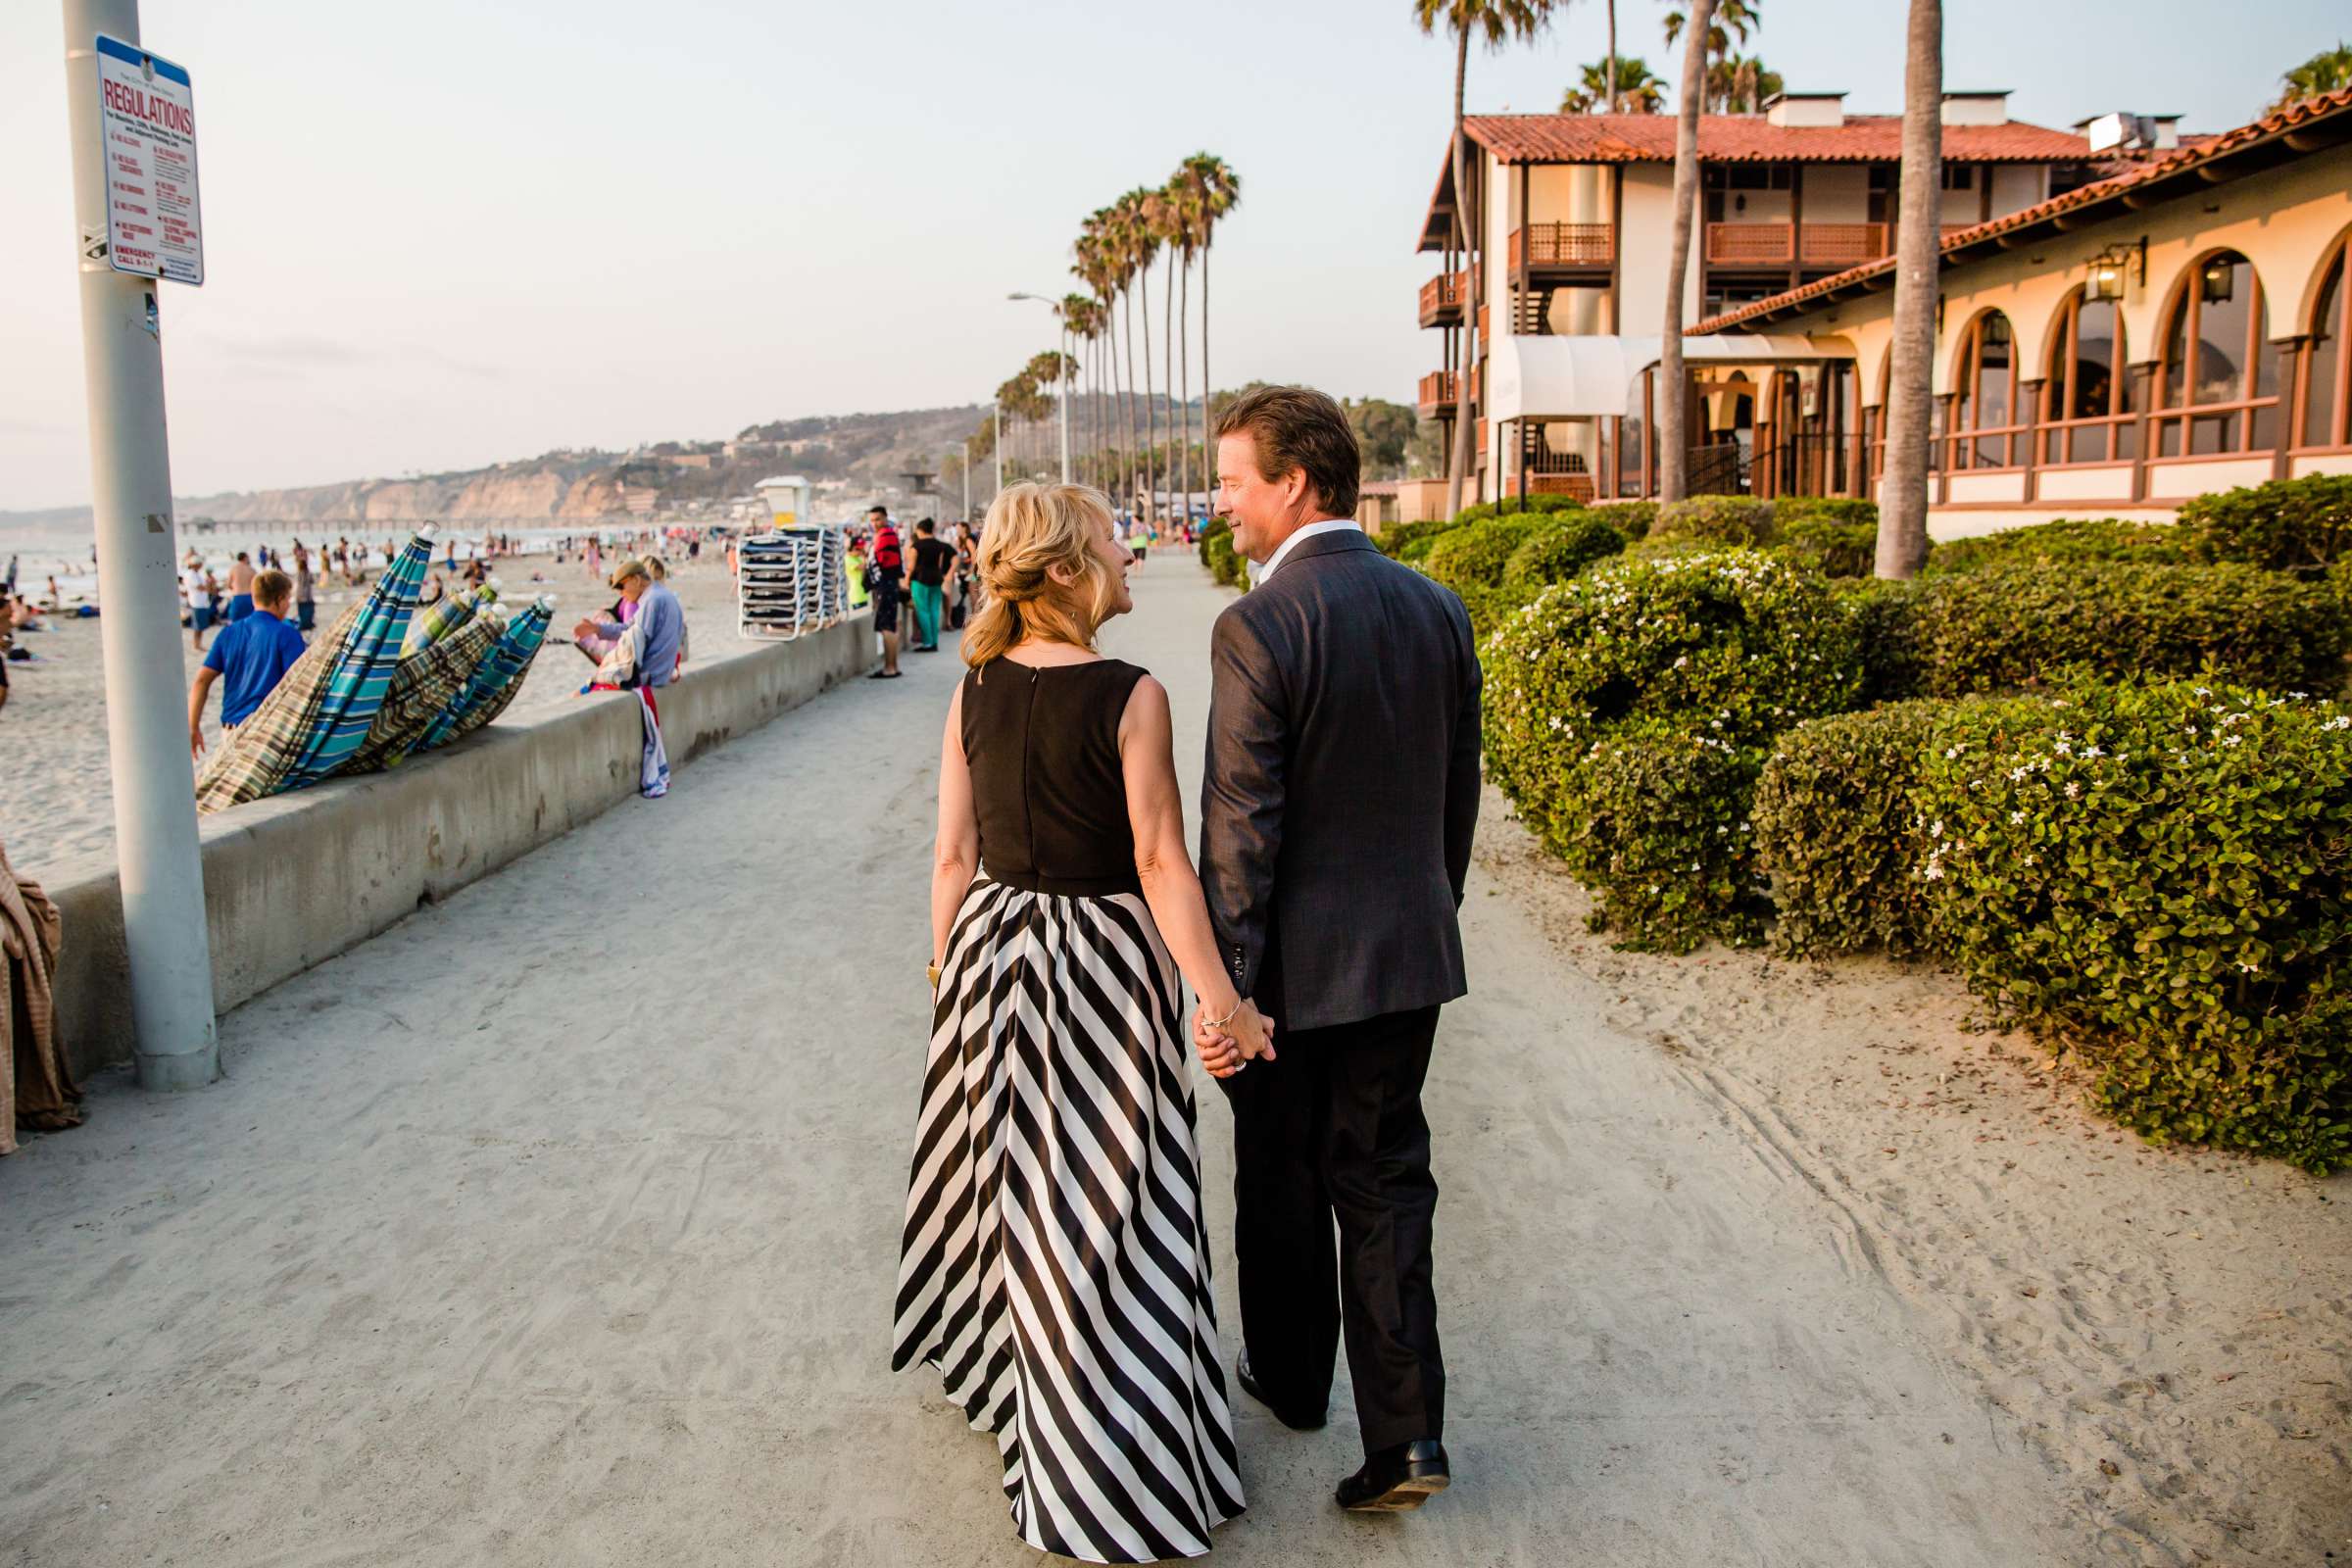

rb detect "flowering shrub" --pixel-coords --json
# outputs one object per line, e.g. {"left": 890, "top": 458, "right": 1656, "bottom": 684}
{"left": 1504, "top": 514, "right": 1627, "bottom": 591}
{"left": 2177, "top": 473, "right": 2352, "bottom": 575}
{"left": 1485, "top": 550, "right": 1863, "bottom": 949}
{"left": 1425, "top": 514, "right": 1554, "bottom": 636}
{"left": 1774, "top": 515, "right": 1878, "bottom": 578}
{"left": 1897, "top": 563, "right": 2347, "bottom": 697}
{"left": 1924, "top": 517, "right": 2187, "bottom": 575}
{"left": 1752, "top": 701, "right": 1950, "bottom": 957}
{"left": 1200, "top": 521, "right": 1246, "bottom": 588}
{"left": 1774, "top": 497, "right": 1879, "bottom": 527}
{"left": 1587, "top": 500, "right": 1657, "bottom": 539}
{"left": 1652, "top": 495, "right": 1777, "bottom": 547}
{"left": 1915, "top": 680, "right": 2352, "bottom": 1171}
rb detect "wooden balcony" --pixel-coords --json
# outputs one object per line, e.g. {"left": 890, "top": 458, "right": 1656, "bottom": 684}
{"left": 1509, "top": 222, "right": 1615, "bottom": 270}
{"left": 1704, "top": 221, "right": 1975, "bottom": 269}
{"left": 1417, "top": 270, "right": 1468, "bottom": 327}
{"left": 1417, "top": 368, "right": 1480, "bottom": 418}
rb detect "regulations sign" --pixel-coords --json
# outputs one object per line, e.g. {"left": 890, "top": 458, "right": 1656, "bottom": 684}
{"left": 94, "top": 34, "right": 203, "bottom": 285}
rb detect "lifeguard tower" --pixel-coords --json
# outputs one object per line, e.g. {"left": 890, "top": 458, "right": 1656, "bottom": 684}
{"left": 754, "top": 475, "right": 811, "bottom": 530}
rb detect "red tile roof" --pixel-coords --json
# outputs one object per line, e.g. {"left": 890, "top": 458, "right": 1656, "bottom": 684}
{"left": 1464, "top": 112, "right": 2089, "bottom": 165}
{"left": 1688, "top": 85, "right": 2352, "bottom": 334}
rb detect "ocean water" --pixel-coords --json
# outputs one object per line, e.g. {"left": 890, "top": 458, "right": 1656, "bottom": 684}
{"left": 3, "top": 522, "right": 680, "bottom": 604}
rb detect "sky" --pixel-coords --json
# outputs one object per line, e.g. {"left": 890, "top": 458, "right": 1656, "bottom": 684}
{"left": 0, "top": 0, "right": 2340, "bottom": 511}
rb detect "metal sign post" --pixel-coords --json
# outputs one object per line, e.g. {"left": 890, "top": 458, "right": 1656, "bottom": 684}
{"left": 64, "top": 0, "right": 218, "bottom": 1090}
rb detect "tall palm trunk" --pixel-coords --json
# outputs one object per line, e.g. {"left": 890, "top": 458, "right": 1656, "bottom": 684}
{"left": 1163, "top": 246, "right": 1178, "bottom": 527}
{"left": 1140, "top": 263, "right": 1156, "bottom": 524}
{"left": 1605, "top": 0, "right": 1618, "bottom": 113}
{"left": 1877, "top": 0, "right": 1941, "bottom": 578}
{"left": 1657, "top": 0, "right": 1715, "bottom": 503}
{"left": 1177, "top": 252, "right": 1192, "bottom": 528}
{"left": 1200, "top": 238, "right": 1214, "bottom": 491}
{"left": 1121, "top": 288, "right": 1139, "bottom": 517}
{"left": 1445, "top": 24, "right": 1476, "bottom": 517}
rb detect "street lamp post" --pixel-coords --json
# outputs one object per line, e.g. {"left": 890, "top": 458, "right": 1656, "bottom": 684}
{"left": 1007, "top": 292, "right": 1071, "bottom": 483}
{"left": 993, "top": 402, "right": 1003, "bottom": 496}
{"left": 62, "top": 0, "right": 218, "bottom": 1090}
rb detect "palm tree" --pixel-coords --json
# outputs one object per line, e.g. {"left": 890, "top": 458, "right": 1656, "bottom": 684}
{"left": 1657, "top": 0, "right": 1716, "bottom": 503}
{"left": 1413, "top": 0, "right": 1557, "bottom": 518}
{"left": 1564, "top": 56, "right": 1667, "bottom": 113}
{"left": 1605, "top": 0, "right": 1617, "bottom": 112}
{"left": 1059, "top": 293, "right": 1101, "bottom": 483}
{"left": 1877, "top": 0, "right": 1940, "bottom": 579}
{"left": 1665, "top": 0, "right": 1758, "bottom": 110}
{"left": 2274, "top": 42, "right": 2352, "bottom": 111}
{"left": 1163, "top": 174, "right": 1201, "bottom": 527}
{"left": 1152, "top": 184, "right": 1185, "bottom": 526}
{"left": 1180, "top": 153, "right": 1239, "bottom": 491}
{"left": 1709, "top": 53, "right": 1779, "bottom": 113}
{"left": 1128, "top": 188, "right": 1166, "bottom": 523}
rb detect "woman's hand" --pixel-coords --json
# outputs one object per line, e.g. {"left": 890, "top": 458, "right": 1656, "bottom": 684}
{"left": 1192, "top": 999, "right": 1274, "bottom": 1080}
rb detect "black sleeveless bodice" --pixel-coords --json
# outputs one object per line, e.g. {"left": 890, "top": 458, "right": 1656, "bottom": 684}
{"left": 961, "top": 658, "right": 1148, "bottom": 898}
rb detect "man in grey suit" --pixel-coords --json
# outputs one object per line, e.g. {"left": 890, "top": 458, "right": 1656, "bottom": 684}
{"left": 1193, "top": 385, "right": 1482, "bottom": 1513}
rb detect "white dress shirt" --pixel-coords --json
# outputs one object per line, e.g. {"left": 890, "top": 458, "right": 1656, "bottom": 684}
{"left": 1251, "top": 518, "right": 1363, "bottom": 585}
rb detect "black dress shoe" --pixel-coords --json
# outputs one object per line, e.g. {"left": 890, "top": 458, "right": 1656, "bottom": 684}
{"left": 1235, "top": 1354, "right": 1325, "bottom": 1431}
{"left": 1335, "top": 1439, "right": 1450, "bottom": 1511}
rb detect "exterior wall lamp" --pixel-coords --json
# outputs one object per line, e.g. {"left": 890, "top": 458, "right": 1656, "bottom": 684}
{"left": 2086, "top": 238, "right": 2144, "bottom": 301}
{"left": 2199, "top": 254, "right": 2236, "bottom": 304}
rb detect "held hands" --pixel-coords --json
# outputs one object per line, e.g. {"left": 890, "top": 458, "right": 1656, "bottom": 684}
{"left": 1192, "top": 998, "right": 1275, "bottom": 1080}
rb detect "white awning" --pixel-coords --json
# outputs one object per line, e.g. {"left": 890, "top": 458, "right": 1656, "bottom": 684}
{"left": 1486, "top": 332, "right": 1850, "bottom": 421}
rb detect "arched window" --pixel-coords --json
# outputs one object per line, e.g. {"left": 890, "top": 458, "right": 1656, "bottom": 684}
{"left": 2153, "top": 251, "right": 2275, "bottom": 457}
{"left": 1945, "top": 310, "right": 2021, "bottom": 468}
{"left": 2301, "top": 244, "right": 2349, "bottom": 450}
{"left": 2041, "top": 288, "right": 2132, "bottom": 464}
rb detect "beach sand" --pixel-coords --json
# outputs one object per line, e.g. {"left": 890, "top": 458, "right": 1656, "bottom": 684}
{"left": 0, "top": 555, "right": 759, "bottom": 884}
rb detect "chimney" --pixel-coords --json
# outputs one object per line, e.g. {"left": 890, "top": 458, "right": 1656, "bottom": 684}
{"left": 1765, "top": 91, "right": 1846, "bottom": 128}
{"left": 1940, "top": 90, "right": 2012, "bottom": 127}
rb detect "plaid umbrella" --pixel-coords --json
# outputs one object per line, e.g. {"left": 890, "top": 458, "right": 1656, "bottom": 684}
{"left": 194, "top": 601, "right": 365, "bottom": 812}
{"left": 275, "top": 528, "right": 437, "bottom": 789}
{"left": 345, "top": 613, "right": 504, "bottom": 774}
{"left": 400, "top": 578, "right": 499, "bottom": 659}
{"left": 414, "top": 596, "right": 555, "bottom": 754}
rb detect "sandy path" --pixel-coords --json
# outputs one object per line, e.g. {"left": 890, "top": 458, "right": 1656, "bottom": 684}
{"left": 1, "top": 560, "right": 2094, "bottom": 1564}
{"left": 0, "top": 556, "right": 743, "bottom": 884}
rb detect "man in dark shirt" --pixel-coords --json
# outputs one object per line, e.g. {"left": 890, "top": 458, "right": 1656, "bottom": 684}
{"left": 907, "top": 517, "right": 956, "bottom": 653}
{"left": 188, "top": 568, "right": 309, "bottom": 759}
{"left": 866, "top": 506, "right": 905, "bottom": 679}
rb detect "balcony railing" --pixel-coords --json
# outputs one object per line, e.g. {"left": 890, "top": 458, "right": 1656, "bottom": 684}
{"left": 1509, "top": 222, "right": 1615, "bottom": 269}
{"left": 1704, "top": 221, "right": 1976, "bottom": 268}
{"left": 1417, "top": 368, "right": 1480, "bottom": 416}
{"left": 1417, "top": 270, "right": 1468, "bottom": 327}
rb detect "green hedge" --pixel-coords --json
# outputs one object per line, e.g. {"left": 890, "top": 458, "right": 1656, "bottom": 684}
{"left": 1916, "top": 680, "right": 2352, "bottom": 1171}
{"left": 1653, "top": 495, "right": 1777, "bottom": 547}
{"left": 1924, "top": 516, "right": 2188, "bottom": 575}
{"left": 1752, "top": 701, "right": 1948, "bottom": 958}
{"left": 1484, "top": 550, "right": 1863, "bottom": 950}
{"left": 1504, "top": 514, "right": 1627, "bottom": 591}
{"left": 1587, "top": 500, "right": 1658, "bottom": 539}
{"left": 1774, "top": 497, "right": 1879, "bottom": 527}
{"left": 1892, "top": 563, "right": 2347, "bottom": 698}
{"left": 1776, "top": 515, "right": 1879, "bottom": 578}
{"left": 2177, "top": 474, "right": 2352, "bottom": 575}
{"left": 1425, "top": 514, "right": 1551, "bottom": 636}
{"left": 1376, "top": 515, "right": 1464, "bottom": 562}
{"left": 1200, "top": 521, "right": 1247, "bottom": 589}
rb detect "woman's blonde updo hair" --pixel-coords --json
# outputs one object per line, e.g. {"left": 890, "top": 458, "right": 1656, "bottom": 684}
{"left": 962, "top": 482, "right": 1122, "bottom": 668}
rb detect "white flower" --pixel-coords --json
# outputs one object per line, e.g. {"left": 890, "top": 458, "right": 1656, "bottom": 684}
{"left": 2010, "top": 810, "right": 2026, "bottom": 824}
{"left": 2326, "top": 715, "right": 2351, "bottom": 732}
{"left": 2237, "top": 958, "right": 2260, "bottom": 973}
{"left": 1929, "top": 819, "right": 1944, "bottom": 838}
{"left": 1673, "top": 655, "right": 1689, "bottom": 668}
{"left": 2224, "top": 735, "right": 2242, "bottom": 748}
{"left": 2065, "top": 781, "right": 2081, "bottom": 799}
{"left": 2082, "top": 745, "right": 2104, "bottom": 759}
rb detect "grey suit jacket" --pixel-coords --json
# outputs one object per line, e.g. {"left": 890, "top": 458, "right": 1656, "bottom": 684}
{"left": 1200, "top": 528, "right": 1483, "bottom": 1033}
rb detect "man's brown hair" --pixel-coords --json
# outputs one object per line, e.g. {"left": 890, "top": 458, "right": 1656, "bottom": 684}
{"left": 1214, "top": 385, "right": 1360, "bottom": 517}
{"left": 252, "top": 568, "right": 293, "bottom": 608}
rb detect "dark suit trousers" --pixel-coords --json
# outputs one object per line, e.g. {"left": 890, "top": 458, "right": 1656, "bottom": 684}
{"left": 1218, "top": 1004, "right": 1445, "bottom": 1455}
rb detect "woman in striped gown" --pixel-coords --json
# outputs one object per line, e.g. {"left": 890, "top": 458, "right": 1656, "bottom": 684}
{"left": 895, "top": 482, "right": 1269, "bottom": 1562}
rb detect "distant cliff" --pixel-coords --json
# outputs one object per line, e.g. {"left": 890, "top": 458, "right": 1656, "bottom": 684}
{"left": 3, "top": 403, "right": 988, "bottom": 531}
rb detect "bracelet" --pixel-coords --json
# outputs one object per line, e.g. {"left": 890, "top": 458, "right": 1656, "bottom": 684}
{"left": 1202, "top": 998, "right": 1245, "bottom": 1032}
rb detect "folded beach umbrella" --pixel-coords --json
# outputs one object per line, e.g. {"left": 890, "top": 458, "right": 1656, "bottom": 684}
{"left": 399, "top": 576, "right": 500, "bottom": 658}
{"left": 273, "top": 526, "right": 438, "bottom": 789}
{"left": 344, "top": 612, "right": 505, "bottom": 774}
{"left": 194, "top": 601, "right": 366, "bottom": 812}
{"left": 413, "top": 596, "right": 555, "bottom": 754}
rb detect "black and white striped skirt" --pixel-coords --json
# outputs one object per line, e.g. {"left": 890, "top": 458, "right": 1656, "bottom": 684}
{"left": 893, "top": 879, "right": 1246, "bottom": 1562}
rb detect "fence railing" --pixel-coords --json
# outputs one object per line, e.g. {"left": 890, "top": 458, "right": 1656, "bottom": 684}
{"left": 1509, "top": 222, "right": 1615, "bottom": 269}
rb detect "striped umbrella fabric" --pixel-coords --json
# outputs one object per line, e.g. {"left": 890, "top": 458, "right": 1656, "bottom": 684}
{"left": 414, "top": 596, "right": 555, "bottom": 754}
{"left": 276, "top": 528, "right": 438, "bottom": 789}
{"left": 194, "top": 600, "right": 364, "bottom": 813}
{"left": 344, "top": 613, "right": 504, "bottom": 774}
{"left": 400, "top": 578, "right": 498, "bottom": 659}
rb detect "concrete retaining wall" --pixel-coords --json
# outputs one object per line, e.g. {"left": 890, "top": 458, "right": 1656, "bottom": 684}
{"left": 48, "top": 614, "right": 873, "bottom": 1082}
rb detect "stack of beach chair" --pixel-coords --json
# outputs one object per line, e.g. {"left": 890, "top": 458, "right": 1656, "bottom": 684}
{"left": 737, "top": 527, "right": 846, "bottom": 641}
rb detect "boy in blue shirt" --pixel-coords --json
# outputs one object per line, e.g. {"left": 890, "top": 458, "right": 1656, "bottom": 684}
{"left": 188, "top": 568, "right": 309, "bottom": 760}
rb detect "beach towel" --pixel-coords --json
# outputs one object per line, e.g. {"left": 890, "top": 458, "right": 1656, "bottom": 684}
{"left": 345, "top": 613, "right": 504, "bottom": 773}
{"left": 636, "top": 688, "right": 669, "bottom": 799}
{"left": 1, "top": 839, "right": 74, "bottom": 1154}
